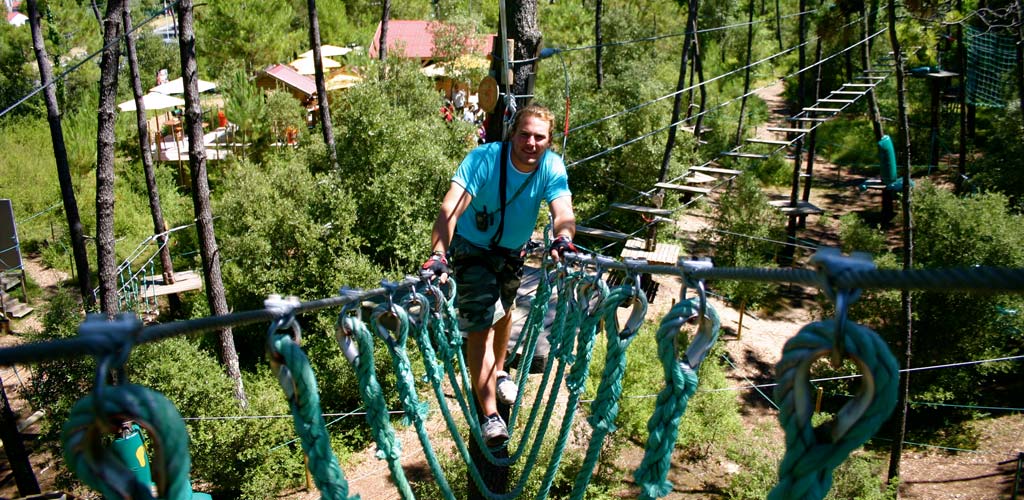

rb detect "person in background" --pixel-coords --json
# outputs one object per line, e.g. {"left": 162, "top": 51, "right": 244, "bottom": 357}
{"left": 422, "top": 104, "right": 577, "bottom": 447}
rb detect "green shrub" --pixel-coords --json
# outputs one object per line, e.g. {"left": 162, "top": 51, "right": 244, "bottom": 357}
{"left": 838, "top": 212, "right": 887, "bottom": 254}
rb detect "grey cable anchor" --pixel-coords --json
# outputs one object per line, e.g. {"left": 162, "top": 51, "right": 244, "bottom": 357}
{"left": 809, "top": 248, "right": 876, "bottom": 368}
{"left": 335, "top": 287, "right": 363, "bottom": 364}
{"left": 265, "top": 294, "right": 303, "bottom": 401}
{"left": 679, "top": 258, "right": 719, "bottom": 370}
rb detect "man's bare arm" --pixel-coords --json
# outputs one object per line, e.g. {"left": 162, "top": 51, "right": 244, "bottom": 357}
{"left": 431, "top": 182, "right": 473, "bottom": 254}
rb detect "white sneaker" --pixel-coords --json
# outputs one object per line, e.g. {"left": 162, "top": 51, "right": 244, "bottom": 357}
{"left": 496, "top": 371, "right": 518, "bottom": 406}
{"left": 482, "top": 414, "right": 509, "bottom": 447}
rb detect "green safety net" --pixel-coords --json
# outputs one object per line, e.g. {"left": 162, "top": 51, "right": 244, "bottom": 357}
{"left": 59, "top": 255, "right": 899, "bottom": 500}
{"left": 965, "top": 26, "right": 1018, "bottom": 108}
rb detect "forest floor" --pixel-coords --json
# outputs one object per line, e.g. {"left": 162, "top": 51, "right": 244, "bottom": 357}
{"left": 0, "top": 83, "right": 1021, "bottom": 499}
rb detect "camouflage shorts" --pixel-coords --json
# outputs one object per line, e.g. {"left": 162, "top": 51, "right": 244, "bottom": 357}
{"left": 449, "top": 234, "right": 525, "bottom": 334}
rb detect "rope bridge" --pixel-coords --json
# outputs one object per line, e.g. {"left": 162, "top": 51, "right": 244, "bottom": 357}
{"left": 2, "top": 249, "right": 1024, "bottom": 499}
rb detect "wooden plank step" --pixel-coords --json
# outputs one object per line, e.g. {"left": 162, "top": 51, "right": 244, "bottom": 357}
{"left": 818, "top": 98, "right": 856, "bottom": 104}
{"left": 5, "top": 302, "right": 33, "bottom": 319}
{"left": 575, "top": 225, "right": 630, "bottom": 242}
{"left": 680, "top": 125, "right": 713, "bottom": 134}
{"left": 0, "top": 274, "right": 20, "bottom": 292}
{"left": 689, "top": 165, "right": 742, "bottom": 176}
{"left": 746, "top": 138, "right": 793, "bottom": 146}
{"left": 856, "top": 76, "right": 887, "bottom": 80}
{"left": 842, "top": 83, "right": 877, "bottom": 88}
{"left": 803, "top": 107, "right": 842, "bottom": 113}
{"left": 864, "top": 70, "right": 890, "bottom": 74}
{"left": 794, "top": 117, "right": 830, "bottom": 122}
{"left": 654, "top": 182, "right": 712, "bottom": 195}
{"left": 620, "top": 238, "right": 680, "bottom": 266}
{"left": 609, "top": 203, "right": 673, "bottom": 217}
{"left": 831, "top": 90, "right": 867, "bottom": 95}
{"left": 141, "top": 270, "right": 204, "bottom": 297}
{"left": 683, "top": 171, "right": 718, "bottom": 184}
{"left": 721, "top": 151, "right": 770, "bottom": 160}
{"left": 766, "top": 127, "right": 812, "bottom": 134}
{"left": 768, "top": 199, "right": 824, "bottom": 216}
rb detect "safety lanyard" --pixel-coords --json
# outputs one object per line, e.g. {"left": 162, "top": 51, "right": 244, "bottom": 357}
{"left": 490, "top": 141, "right": 539, "bottom": 248}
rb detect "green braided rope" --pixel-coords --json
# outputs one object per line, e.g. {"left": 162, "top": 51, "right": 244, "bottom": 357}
{"left": 768, "top": 320, "right": 898, "bottom": 500}
{"left": 533, "top": 274, "right": 613, "bottom": 499}
{"left": 269, "top": 333, "right": 356, "bottom": 500}
{"left": 504, "top": 271, "right": 554, "bottom": 428}
{"left": 371, "top": 303, "right": 458, "bottom": 500}
{"left": 338, "top": 316, "right": 416, "bottom": 500}
{"left": 62, "top": 384, "right": 192, "bottom": 500}
{"left": 569, "top": 285, "right": 648, "bottom": 499}
{"left": 634, "top": 299, "right": 721, "bottom": 499}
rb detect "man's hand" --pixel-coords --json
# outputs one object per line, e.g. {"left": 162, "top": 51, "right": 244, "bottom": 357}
{"left": 421, "top": 252, "right": 450, "bottom": 282}
{"left": 548, "top": 236, "right": 577, "bottom": 262}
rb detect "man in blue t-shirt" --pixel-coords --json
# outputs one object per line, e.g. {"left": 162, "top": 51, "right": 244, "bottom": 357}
{"left": 423, "top": 104, "right": 577, "bottom": 447}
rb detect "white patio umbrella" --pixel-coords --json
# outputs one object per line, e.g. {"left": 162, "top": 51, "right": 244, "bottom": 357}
{"left": 117, "top": 92, "right": 185, "bottom": 112}
{"left": 149, "top": 77, "right": 217, "bottom": 95}
{"left": 325, "top": 72, "right": 363, "bottom": 90}
{"left": 289, "top": 56, "right": 341, "bottom": 75}
{"left": 298, "top": 45, "right": 352, "bottom": 58}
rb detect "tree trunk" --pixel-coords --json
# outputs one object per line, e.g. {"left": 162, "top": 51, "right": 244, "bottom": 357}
{"left": 735, "top": 0, "right": 756, "bottom": 145}
{"left": 306, "top": 0, "right": 338, "bottom": 171}
{"left": 594, "top": 0, "right": 603, "bottom": 89}
{"left": 956, "top": 22, "right": 967, "bottom": 191}
{"left": 484, "top": 0, "right": 545, "bottom": 143}
{"left": 796, "top": 0, "right": 807, "bottom": 109}
{"left": 26, "top": 0, "right": 94, "bottom": 309}
{"left": 657, "top": 0, "right": 699, "bottom": 184}
{"left": 774, "top": 0, "right": 783, "bottom": 51}
{"left": 886, "top": 0, "right": 913, "bottom": 485}
{"left": 378, "top": 0, "right": 390, "bottom": 60}
{"left": 95, "top": 0, "right": 124, "bottom": 318}
{"left": 122, "top": 3, "right": 181, "bottom": 314}
{"left": 862, "top": 2, "right": 884, "bottom": 140}
{"left": 176, "top": 0, "right": 248, "bottom": 408}
{"left": 692, "top": 30, "right": 708, "bottom": 148}
{"left": 802, "top": 39, "right": 822, "bottom": 206}
{"left": 0, "top": 382, "right": 39, "bottom": 496}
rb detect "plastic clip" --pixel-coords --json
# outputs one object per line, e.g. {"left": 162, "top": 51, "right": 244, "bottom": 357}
{"left": 810, "top": 248, "right": 875, "bottom": 367}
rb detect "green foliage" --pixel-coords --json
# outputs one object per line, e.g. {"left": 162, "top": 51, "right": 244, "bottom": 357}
{"left": 838, "top": 212, "right": 887, "bottom": 254}
{"left": 264, "top": 90, "right": 307, "bottom": 144}
{"left": 0, "top": 22, "right": 42, "bottom": 118}
{"left": 723, "top": 423, "right": 783, "bottom": 499}
{"left": 221, "top": 68, "right": 269, "bottom": 159}
{"left": 969, "top": 108, "right": 1024, "bottom": 210}
{"left": 195, "top": 0, "right": 302, "bottom": 76}
{"left": 825, "top": 453, "right": 895, "bottom": 500}
{"left": 331, "top": 61, "right": 470, "bottom": 270}
{"left": 700, "top": 173, "right": 785, "bottom": 308}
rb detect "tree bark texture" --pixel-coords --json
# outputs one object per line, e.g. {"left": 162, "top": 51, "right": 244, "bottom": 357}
{"left": 594, "top": 0, "right": 603, "bottom": 89}
{"left": 691, "top": 30, "right": 708, "bottom": 148}
{"left": 26, "top": 0, "right": 94, "bottom": 309}
{"left": 484, "top": 0, "right": 544, "bottom": 143}
{"left": 95, "top": 0, "right": 124, "bottom": 318}
{"left": 796, "top": 0, "right": 807, "bottom": 109}
{"left": 657, "top": 0, "right": 699, "bottom": 184}
{"left": 862, "top": 3, "right": 884, "bottom": 141}
{"left": 378, "top": 0, "right": 390, "bottom": 60}
{"left": 0, "top": 382, "right": 39, "bottom": 496}
{"left": 122, "top": 4, "right": 178, "bottom": 297}
{"left": 802, "top": 39, "right": 822, "bottom": 205}
{"left": 176, "top": 0, "right": 248, "bottom": 408}
{"left": 306, "top": 0, "right": 339, "bottom": 171}
{"left": 735, "top": 0, "right": 756, "bottom": 145}
{"left": 886, "top": 0, "right": 913, "bottom": 484}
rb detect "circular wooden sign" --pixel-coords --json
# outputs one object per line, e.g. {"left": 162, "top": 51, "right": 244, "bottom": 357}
{"left": 477, "top": 76, "right": 499, "bottom": 113}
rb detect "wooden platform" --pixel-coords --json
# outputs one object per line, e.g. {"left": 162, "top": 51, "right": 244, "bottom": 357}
{"left": 141, "top": 270, "right": 204, "bottom": 297}
{"left": 619, "top": 238, "right": 680, "bottom": 266}
{"left": 818, "top": 98, "right": 856, "bottom": 104}
{"left": 690, "top": 165, "right": 742, "bottom": 176}
{"left": 609, "top": 203, "right": 673, "bottom": 217}
{"left": 746, "top": 138, "right": 792, "bottom": 146}
{"left": 575, "top": 225, "right": 630, "bottom": 242}
{"left": 722, "top": 151, "right": 770, "bottom": 159}
{"left": 769, "top": 200, "right": 824, "bottom": 216}
{"left": 654, "top": 182, "right": 712, "bottom": 195}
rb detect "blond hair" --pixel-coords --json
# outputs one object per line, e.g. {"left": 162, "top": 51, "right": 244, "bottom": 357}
{"left": 508, "top": 104, "right": 555, "bottom": 139}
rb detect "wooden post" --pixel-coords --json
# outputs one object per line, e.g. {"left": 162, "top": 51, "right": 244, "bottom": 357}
{"left": 736, "top": 299, "right": 746, "bottom": 340}
{"left": 814, "top": 386, "right": 824, "bottom": 414}
{"left": 0, "top": 381, "right": 40, "bottom": 496}
{"left": 304, "top": 455, "right": 312, "bottom": 491}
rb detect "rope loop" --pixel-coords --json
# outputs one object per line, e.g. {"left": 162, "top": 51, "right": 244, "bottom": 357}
{"left": 809, "top": 248, "right": 875, "bottom": 366}
{"left": 370, "top": 298, "right": 410, "bottom": 348}
{"left": 62, "top": 384, "right": 192, "bottom": 500}
{"left": 768, "top": 320, "right": 898, "bottom": 500}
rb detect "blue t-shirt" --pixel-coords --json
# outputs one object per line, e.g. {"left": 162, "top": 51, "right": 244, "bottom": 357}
{"left": 452, "top": 142, "right": 571, "bottom": 250}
